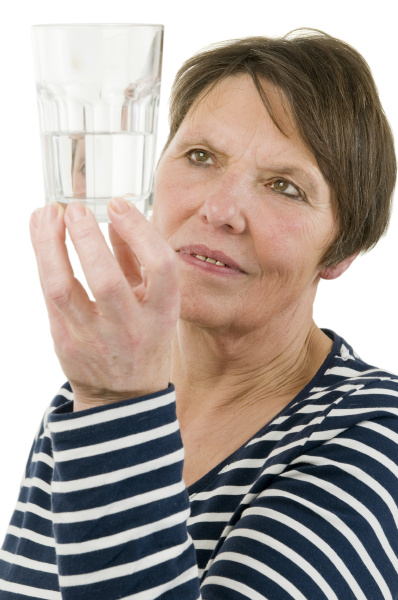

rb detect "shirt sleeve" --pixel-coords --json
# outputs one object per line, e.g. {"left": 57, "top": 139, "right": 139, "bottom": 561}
{"left": 200, "top": 389, "right": 398, "bottom": 600}
{"left": 46, "top": 384, "right": 201, "bottom": 600}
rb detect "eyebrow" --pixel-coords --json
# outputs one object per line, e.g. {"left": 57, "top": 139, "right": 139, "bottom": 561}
{"left": 175, "top": 136, "right": 222, "bottom": 156}
{"left": 175, "top": 136, "right": 321, "bottom": 196}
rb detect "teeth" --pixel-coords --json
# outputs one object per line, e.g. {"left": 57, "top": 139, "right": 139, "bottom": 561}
{"left": 193, "top": 254, "right": 226, "bottom": 267}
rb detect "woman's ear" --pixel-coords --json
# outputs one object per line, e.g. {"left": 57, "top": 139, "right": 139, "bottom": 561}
{"left": 318, "top": 253, "right": 359, "bottom": 281}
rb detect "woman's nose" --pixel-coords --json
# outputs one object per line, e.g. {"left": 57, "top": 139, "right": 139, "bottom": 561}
{"left": 199, "top": 180, "right": 247, "bottom": 233}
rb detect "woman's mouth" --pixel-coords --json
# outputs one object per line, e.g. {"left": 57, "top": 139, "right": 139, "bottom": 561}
{"left": 177, "top": 245, "right": 245, "bottom": 275}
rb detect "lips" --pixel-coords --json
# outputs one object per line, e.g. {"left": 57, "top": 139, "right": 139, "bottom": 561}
{"left": 177, "top": 244, "right": 245, "bottom": 273}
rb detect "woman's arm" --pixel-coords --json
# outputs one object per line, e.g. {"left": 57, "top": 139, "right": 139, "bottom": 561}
{"left": 47, "top": 385, "right": 201, "bottom": 599}
{"left": 0, "top": 382, "right": 201, "bottom": 600}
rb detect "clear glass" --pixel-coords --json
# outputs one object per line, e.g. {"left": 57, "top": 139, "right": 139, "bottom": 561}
{"left": 31, "top": 24, "right": 164, "bottom": 221}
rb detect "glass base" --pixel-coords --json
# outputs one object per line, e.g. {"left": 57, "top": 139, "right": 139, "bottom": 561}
{"left": 45, "top": 196, "right": 147, "bottom": 223}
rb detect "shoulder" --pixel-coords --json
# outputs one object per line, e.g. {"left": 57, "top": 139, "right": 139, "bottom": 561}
{"left": 298, "top": 331, "right": 398, "bottom": 450}
{"left": 302, "top": 330, "right": 397, "bottom": 410}
{"left": 315, "top": 331, "right": 398, "bottom": 417}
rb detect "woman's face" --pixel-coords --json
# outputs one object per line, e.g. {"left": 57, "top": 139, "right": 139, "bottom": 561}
{"left": 152, "top": 74, "right": 339, "bottom": 334}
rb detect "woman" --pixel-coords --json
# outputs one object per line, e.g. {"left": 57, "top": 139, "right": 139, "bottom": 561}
{"left": 0, "top": 30, "right": 397, "bottom": 599}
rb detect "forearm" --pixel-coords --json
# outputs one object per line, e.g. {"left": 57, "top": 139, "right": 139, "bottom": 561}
{"left": 48, "top": 385, "right": 200, "bottom": 599}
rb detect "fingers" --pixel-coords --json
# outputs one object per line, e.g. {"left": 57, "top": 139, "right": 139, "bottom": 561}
{"left": 108, "top": 198, "right": 180, "bottom": 315}
{"left": 31, "top": 199, "right": 179, "bottom": 332}
{"left": 108, "top": 223, "right": 143, "bottom": 288}
{"left": 63, "top": 203, "right": 134, "bottom": 319}
{"left": 30, "top": 208, "right": 71, "bottom": 342}
{"left": 30, "top": 204, "right": 94, "bottom": 328}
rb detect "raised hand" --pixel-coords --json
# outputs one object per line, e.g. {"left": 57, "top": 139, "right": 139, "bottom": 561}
{"left": 30, "top": 199, "right": 180, "bottom": 412}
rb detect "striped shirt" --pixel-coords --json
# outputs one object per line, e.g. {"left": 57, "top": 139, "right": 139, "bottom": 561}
{"left": 1, "top": 329, "right": 398, "bottom": 599}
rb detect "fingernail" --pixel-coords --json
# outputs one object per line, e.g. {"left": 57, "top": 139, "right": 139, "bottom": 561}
{"left": 67, "top": 202, "right": 86, "bottom": 221}
{"left": 45, "top": 203, "right": 60, "bottom": 221}
{"left": 109, "top": 197, "right": 131, "bottom": 215}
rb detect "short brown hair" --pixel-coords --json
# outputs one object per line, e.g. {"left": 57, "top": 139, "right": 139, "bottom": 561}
{"left": 164, "top": 30, "right": 396, "bottom": 267}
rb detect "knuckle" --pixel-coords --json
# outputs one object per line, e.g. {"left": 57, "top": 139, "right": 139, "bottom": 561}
{"left": 92, "top": 275, "right": 125, "bottom": 299}
{"left": 70, "top": 226, "right": 94, "bottom": 245}
{"left": 36, "top": 235, "right": 57, "bottom": 253}
{"left": 152, "top": 246, "right": 177, "bottom": 272}
{"left": 46, "top": 280, "right": 72, "bottom": 308}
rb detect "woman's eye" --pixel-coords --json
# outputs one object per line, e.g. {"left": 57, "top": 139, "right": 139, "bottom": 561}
{"left": 270, "top": 179, "right": 301, "bottom": 199}
{"left": 188, "top": 149, "right": 214, "bottom": 165}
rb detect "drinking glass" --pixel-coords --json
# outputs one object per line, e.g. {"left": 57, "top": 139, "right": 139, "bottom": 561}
{"left": 31, "top": 24, "right": 164, "bottom": 221}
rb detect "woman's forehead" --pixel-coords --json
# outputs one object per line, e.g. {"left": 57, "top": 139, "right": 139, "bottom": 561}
{"left": 186, "top": 73, "right": 294, "bottom": 131}
{"left": 176, "top": 74, "right": 312, "bottom": 164}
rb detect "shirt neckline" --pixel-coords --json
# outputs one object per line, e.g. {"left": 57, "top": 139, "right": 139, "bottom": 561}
{"left": 187, "top": 328, "right": 343, "bottom": 496}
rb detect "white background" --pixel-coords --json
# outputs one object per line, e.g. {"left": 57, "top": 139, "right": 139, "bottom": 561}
{"left": 0, "top": 0, "right": 397, "bottom": 537}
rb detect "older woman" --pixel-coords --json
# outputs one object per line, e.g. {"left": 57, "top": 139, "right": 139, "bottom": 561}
{"left": 1, "top": 30, "right": 397, "bottom": 600}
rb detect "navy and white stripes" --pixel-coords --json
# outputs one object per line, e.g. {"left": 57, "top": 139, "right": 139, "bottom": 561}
{"left": 1, "top": 331, "right": 398, "bottom": 599}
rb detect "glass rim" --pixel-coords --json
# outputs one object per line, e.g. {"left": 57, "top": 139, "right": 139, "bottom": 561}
{"left": 31, "top": 23, "right": 164, "bottom": 30}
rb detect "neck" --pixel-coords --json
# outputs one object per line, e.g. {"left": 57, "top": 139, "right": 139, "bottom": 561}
{"left": 171, "top": 313, "right": 332, "bottom": 427}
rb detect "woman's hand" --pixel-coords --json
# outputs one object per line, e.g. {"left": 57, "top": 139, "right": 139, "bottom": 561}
{"left": 30, "top": 199, "right": 180, "bottom": 412}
